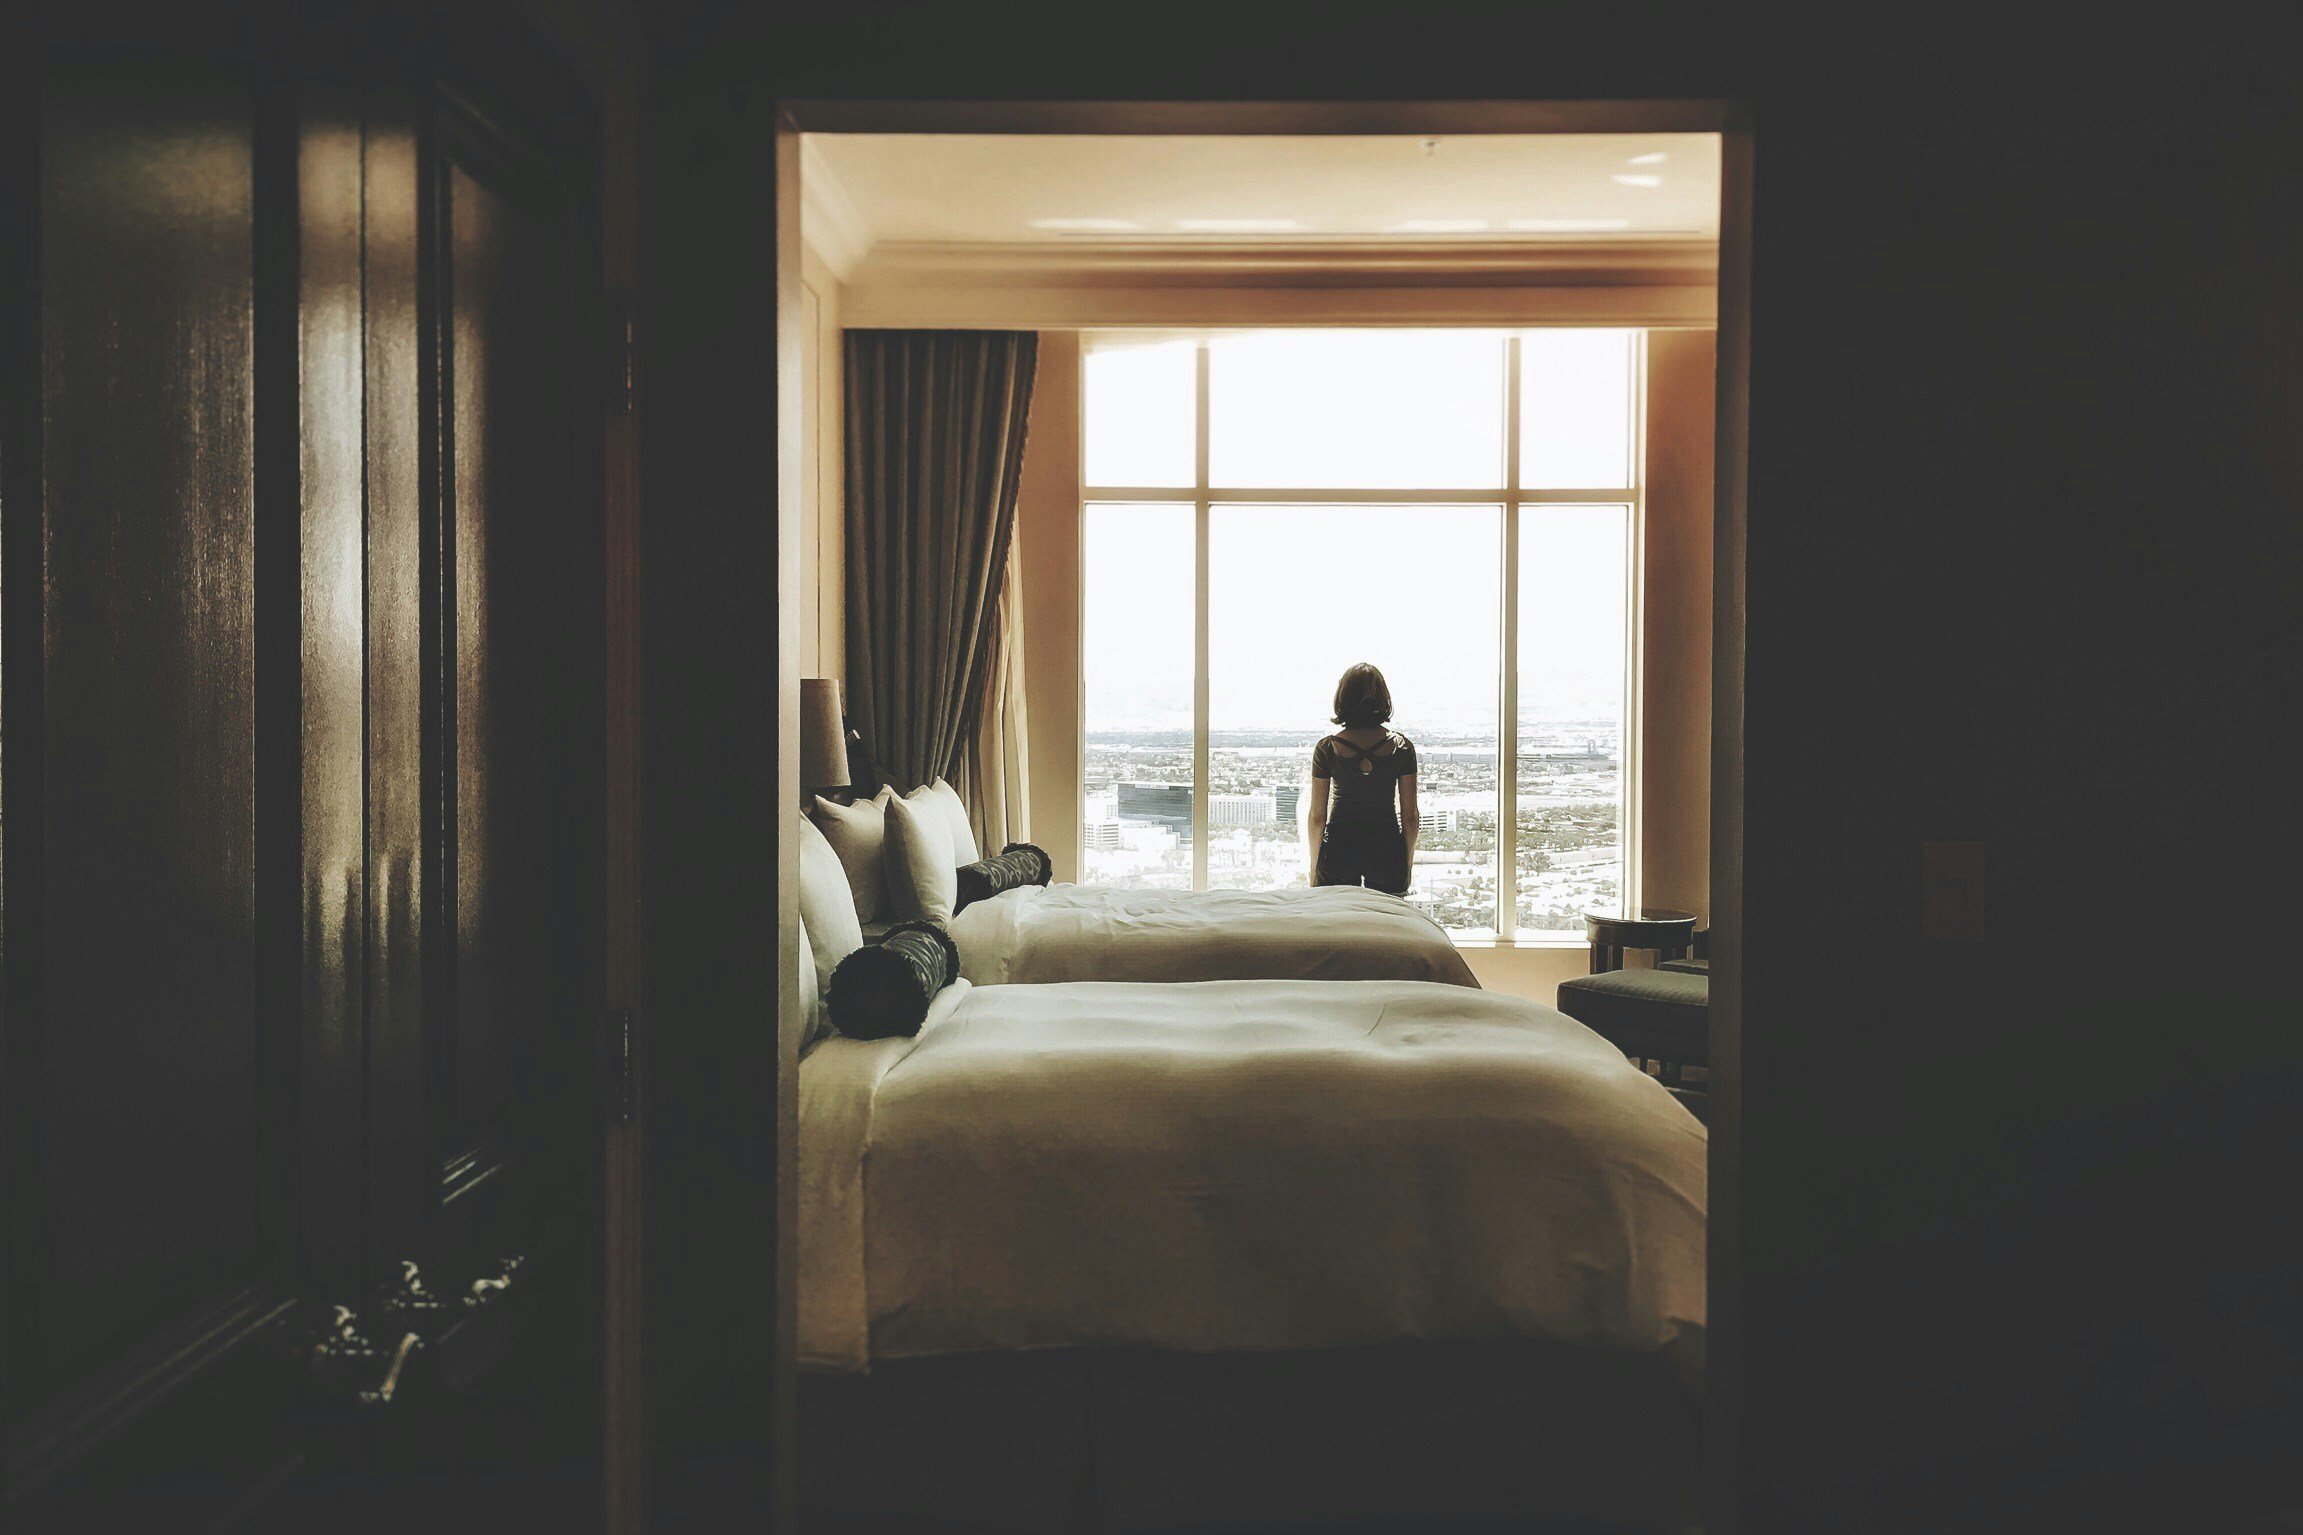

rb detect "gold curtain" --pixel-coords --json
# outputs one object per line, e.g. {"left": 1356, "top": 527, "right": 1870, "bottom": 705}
{"left": 958, "top": 535, "right": 1032, "bottom": 852}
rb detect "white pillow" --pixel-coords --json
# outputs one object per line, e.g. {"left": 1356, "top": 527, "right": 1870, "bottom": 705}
{"left": 797, "top": 816, "right": 864, "bottom": 1007}
{"left": 796, "top": 911, "right": 825, "bottom": 1049}
{"left": 924, "top": 777, "right": 981, "bottom": 865}
{"left": 809, "top": 786, "right": 894, "bottom": 924}
{"left": 883, "top": 789, "right": 959, "bottom": 925}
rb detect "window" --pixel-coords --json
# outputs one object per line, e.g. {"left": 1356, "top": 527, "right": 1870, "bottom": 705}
{"left": 1081, "top": 330, "right": 1640, "bottom": 938}
{"left": 1081, "top": 500, "right": 1195, "bottom": 888}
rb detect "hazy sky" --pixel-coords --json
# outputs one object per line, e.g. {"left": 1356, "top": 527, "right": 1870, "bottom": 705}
{"left": 1078, "top": 330, "right": 1635, "bottom": 739}
{"left": 1084, "top": 503, "right": 1626, "bottom": 736}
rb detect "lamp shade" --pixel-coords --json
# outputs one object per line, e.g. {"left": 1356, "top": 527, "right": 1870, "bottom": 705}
{"left": 799, "top": 678, "right": 851, "bottom": 793}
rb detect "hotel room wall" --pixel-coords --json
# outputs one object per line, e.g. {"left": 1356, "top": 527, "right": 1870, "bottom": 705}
{"left": 1641, "top": 329, "right": 1716, "bottom": 918}
{"left": 799, "top": 242, "right": 844, "bottom": 682}
{"left": 1458, "top": 944, "right": 1588, "bottom": 997}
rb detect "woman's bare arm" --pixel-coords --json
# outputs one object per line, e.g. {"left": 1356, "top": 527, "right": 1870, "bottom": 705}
{"left": 1397, "top": 774, "right": 1419, "bottom": 872}
{"left": 1305, "top": 776, "right": 1329, "bottom": 872}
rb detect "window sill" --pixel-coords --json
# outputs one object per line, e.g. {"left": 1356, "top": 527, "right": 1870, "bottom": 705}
{"left": 1445, "top": 934, "right": 1588, "bottom": 951}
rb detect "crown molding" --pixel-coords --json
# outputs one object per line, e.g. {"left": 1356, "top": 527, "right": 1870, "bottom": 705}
{"left": 847, "top": 237, "right": 1719, "bottom": 292}
{"left": 841, "top": 283, "right": 1719, "bottom": 332}
{"left": 798, "top": 138, "right": 871, "bottom": 281}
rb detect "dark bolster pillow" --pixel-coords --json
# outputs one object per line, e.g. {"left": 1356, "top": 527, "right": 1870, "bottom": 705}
{"left": 954, "top": 842, "right": 1053, "bottom": 913}
{"left": 827, "top": 920, "right": 961, "bottom": 1040}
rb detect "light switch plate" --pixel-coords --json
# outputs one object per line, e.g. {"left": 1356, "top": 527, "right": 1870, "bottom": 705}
{"left": 1921, "top": 840, "right": 1986, "bottom": 943}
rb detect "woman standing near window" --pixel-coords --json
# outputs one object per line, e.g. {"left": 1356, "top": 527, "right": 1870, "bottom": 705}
{"left": 1305, "top": 663, "right": 1419, "bottom": 895}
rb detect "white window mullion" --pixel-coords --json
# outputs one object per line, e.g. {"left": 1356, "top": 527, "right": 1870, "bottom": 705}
{"left": 1622, "top": 330, "right": 1648, "bottom": 913}
{"left": 1088, "top": 486, "right": 1648, "bottom": 504}
{"left": 1192, "top": 342, "right": 1212, "bottom": 891}
{"left": 1498, "top": 335, "right": 1521, "bottom": 941}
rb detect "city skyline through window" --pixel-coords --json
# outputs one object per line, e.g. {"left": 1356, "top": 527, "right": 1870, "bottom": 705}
{"left": 1080, "top": 329, "right": 1640, "bottom": 938}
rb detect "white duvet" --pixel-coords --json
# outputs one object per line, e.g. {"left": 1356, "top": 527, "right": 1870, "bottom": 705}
{"left": 945, "top": 882, "right": 1480, "bottom": 988}
{"left": 797, "top": 978, "right": 1705, "bottom": 1384}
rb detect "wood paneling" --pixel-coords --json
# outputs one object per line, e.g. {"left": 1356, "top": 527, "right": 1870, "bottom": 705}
{"left": 4, "top": 7, "right": 609, "bottom": 1524}
{"left": 32, "top": 67, "right": 263, "bottom": 1400}
{"left": 430, "top": 99, "right": 600, "bottom": 1212}
{"left": 364, "top": 91, "right": 429, "bottom": 1277}
{"left": 451, "top": 160, "right": 511, "bottom": 1146}
{"left": 295, "top": 88, "right": 370, "bottom": 1301}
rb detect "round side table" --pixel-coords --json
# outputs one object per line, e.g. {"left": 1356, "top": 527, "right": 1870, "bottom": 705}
{"left": 1582, "top": 907, "right": 1699, "bottom": 974}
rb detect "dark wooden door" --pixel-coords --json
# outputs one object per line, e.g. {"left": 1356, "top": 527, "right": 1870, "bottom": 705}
{"left": 1, "top": 5, "right": 608, "bottom": 1531}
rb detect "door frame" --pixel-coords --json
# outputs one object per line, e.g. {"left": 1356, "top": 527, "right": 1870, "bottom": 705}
{"left": 751, "top": 94, "right": 1754, "bottom": 1533}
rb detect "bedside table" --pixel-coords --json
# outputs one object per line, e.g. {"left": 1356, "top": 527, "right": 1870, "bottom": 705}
{"left": 1581, "top": 906, "right": 1699, "bottom": 974}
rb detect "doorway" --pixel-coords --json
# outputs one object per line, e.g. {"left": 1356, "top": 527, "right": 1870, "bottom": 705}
{"left": 740, "top": 97, "right": 1752, "bottom": 1533}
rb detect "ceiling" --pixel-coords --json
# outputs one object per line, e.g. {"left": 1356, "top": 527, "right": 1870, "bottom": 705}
{"left": 804, "top": 133, "right": 1722, "bottom": 269}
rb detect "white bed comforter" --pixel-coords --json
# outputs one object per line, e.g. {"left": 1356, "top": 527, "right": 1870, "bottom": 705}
{"left": 797, "top": 978, "right": 1705, "bottom": 1383}
{"left": 945, "top": 882, "right": 1480, "bottom": 988}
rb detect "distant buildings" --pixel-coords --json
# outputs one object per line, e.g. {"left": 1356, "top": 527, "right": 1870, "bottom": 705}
{"left": 1101, "top": 780, "right": 1319, "bottom": 834}
{"left": 1210, "top": 793, "right": 1275, "bottom": 827}
{"left": 1087, "top": 734, "right": 1621, "bottom": 925}
{"left": 1097, "top": 779, "right": 1478, "bottom": 837}
{"left": 1116, "top": 781, "right": 1192, "bottom": 834}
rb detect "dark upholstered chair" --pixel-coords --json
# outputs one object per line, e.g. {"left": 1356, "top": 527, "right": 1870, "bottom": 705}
{"left": 1555, "top": 966, "right": 1709, "bottom": 1122}
{"left": 1656, "top": 924, "right": 1709, "bottom": 977}
{"left": 1555, "top": 968, "right": 1708, "bottom": 1066}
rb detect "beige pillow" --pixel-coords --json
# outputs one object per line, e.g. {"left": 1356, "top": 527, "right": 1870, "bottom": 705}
{"left": 883, "top": 789, "right": 958, "bottom": 925}
{"left": 796, "top": 816, "right": 863, "bottom": 1012}
{"left": 809, "top": 786, "right": 894, "bottom": 924}
{"left": 924, "top": 777, "right": 981, "bottom": 865}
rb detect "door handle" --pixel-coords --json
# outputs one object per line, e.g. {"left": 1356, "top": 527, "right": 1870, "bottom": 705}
{"left": 381, "top": 1259, "right": 448, "bottom": 1322}
{"left": 306, "top": 1304, "right": 425, "bottom": 1407}
{"left": 463, "top": 1254, "right": 526, "bottom": 1310}
{"left": 310, "top": 1305, "right": 378, "bottom": 1375}
{"left": 357, "top": 1331, "right": 424, "bottom": 1407}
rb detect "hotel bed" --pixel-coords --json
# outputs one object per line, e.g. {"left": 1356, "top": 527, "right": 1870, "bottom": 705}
{"left": 943, "top": 880, "right": 1482, "bottom": 988}
{"left": 796, "top": 975, "right": 1705, "bottom": 1532}
{"left": 814, "top": 781, "right": 1480, "bottom": 990}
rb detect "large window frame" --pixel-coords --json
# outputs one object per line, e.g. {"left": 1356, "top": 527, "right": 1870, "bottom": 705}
{"left": 1080, "top": 328, "right": 1646, "bottom": 943}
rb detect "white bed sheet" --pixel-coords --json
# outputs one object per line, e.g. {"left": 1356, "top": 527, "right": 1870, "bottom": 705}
{"left": 945, "top": 882, "right": 1480, "bottom": 988}
{"left": 797, "top": 978, "right": 1704, "bottom": 1384}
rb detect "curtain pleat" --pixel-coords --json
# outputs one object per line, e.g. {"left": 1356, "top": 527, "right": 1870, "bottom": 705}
{"left": 844, "top": 329, "right": 1038, "bottom": 799}
{"left": 959, "top": 533, "right": 1032, "bottom": 851}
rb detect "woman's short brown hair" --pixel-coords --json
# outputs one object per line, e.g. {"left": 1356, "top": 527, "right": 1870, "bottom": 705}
{"left": 1331, "top": 662, "right": 1394, "bottom": 729}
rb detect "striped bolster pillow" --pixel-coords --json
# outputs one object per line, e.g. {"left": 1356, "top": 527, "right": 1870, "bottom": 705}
{"left": 954, "top": 842, "right": 1053, "bottom": 914}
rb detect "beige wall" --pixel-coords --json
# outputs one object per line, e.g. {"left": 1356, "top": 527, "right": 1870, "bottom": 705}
{"left": 799, "top": 243, "right": 845, "bottom": 681}
{"left": 1014, "top": 331, "right": 1083, "bottom": 882}
{"left": 1461, "top": 943, "right": 1593, "bottom": 1000}
{"left": 1639, "top": 329, "right": 1715, "bottom": 920}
